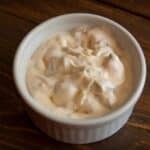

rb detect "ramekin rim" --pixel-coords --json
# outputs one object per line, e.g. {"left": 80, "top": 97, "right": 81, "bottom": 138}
{"left": 13, "top": 13, "right": 146, "bottom": 126}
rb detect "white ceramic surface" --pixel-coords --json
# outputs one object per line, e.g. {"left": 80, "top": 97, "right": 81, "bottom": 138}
{"left": 13, "top": 13, "right": 146, "bottom": 144}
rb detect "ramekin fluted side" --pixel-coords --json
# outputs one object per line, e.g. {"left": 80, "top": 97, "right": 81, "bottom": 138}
{"left": 26, "top": 105, "right": 133, "bottom": 144}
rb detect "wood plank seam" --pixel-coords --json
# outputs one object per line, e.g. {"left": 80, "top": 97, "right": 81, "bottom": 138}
{"left": 0, "top": 8, "right": 36, "bottom": 25}
{"left": 97, "top": 0, "right": 150, "bottom": 20}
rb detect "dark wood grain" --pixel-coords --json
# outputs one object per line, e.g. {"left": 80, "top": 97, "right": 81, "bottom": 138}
{"left": 0, "top": 0, "right": 149, "bottom": 149}
{"left": 101, "top": 0, "right": 150, "bottom": 19}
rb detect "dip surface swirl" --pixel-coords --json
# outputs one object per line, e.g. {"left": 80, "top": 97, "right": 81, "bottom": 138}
{"left": 26, "top": 26, "right": 131, "bottom": 119}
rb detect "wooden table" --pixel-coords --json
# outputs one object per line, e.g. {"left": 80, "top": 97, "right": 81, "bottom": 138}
{"left": 0, "top": 0, "right": 149, "bottom": 149}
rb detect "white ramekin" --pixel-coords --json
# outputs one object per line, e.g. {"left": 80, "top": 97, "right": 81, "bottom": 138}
{"left": 13, "top": 13, "right": 146, "bottom": 144}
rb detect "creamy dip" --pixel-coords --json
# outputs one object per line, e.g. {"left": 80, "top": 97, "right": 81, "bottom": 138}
{"left": 26, "top": 26, "right": 132, "bottom": 119}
